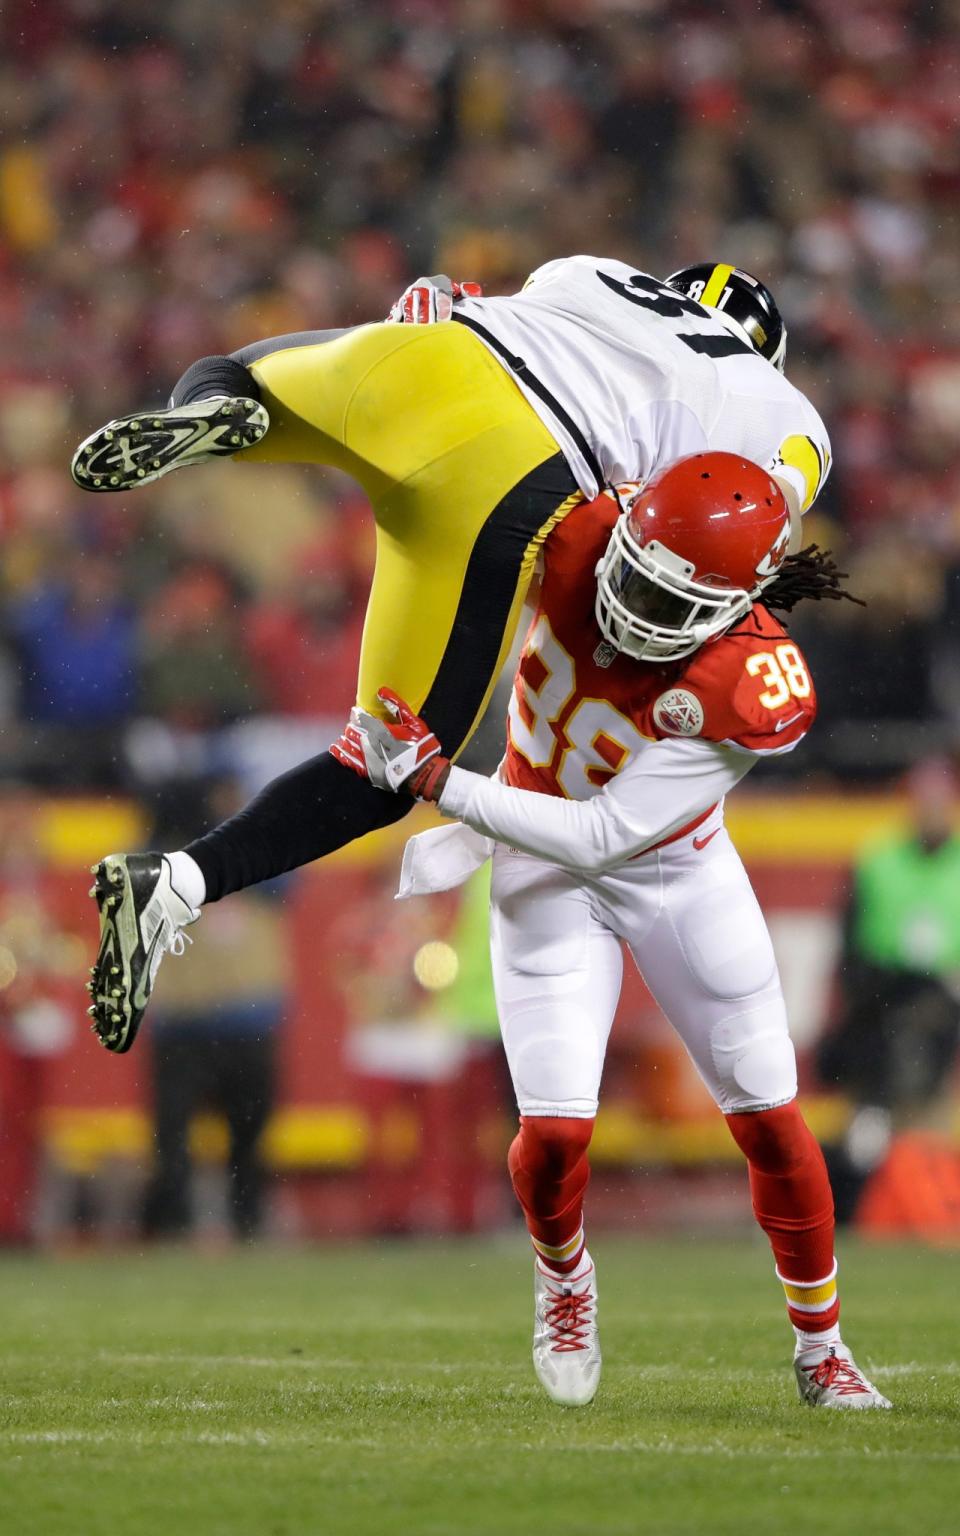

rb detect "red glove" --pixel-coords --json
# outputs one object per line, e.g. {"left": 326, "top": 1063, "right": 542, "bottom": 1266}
{"left": 330, "top": 690, "right": 451, "bottom": 801}
{"left": 329, "top": 709, "right": 366, "bottom": 776}
{"left": 387, "top": 276, "right": 483, "bottom": 325}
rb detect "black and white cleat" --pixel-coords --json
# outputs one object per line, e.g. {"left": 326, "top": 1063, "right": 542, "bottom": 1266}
{"left": 87, "top": 853, "right": 199, "bottom": 1053}
{"left": 70, "top": 397, "right": 270, "bottom": 492}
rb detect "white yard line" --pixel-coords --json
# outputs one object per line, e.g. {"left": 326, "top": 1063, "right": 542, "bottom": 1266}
{"left": 93, "top": 1350, "right": 377, "bottom": 1371}
{"left": 1, "top": 1428, "right": 382, "bottom": 1450}
{"left": 2, "top": 1427, "right": 958, "bottom": 1465}
{"left": 560, "top": 1441, "right": 960, "bottom": 1464}
{"left": 82, "top": 1351, "right": 959, "bottom": 1381}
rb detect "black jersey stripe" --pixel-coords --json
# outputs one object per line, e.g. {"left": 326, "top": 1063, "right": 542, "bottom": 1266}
{"left": 451, "top": 312, "right": 607, "bottom": 492}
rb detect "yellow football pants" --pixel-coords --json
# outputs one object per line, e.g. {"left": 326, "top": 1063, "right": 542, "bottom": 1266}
{"left": 236, "top": 321, "right": 580, "bottom": 751}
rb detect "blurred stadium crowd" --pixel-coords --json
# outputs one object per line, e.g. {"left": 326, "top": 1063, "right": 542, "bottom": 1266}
{"left": 2, "top": 0, "right": 960, "bottom": 794}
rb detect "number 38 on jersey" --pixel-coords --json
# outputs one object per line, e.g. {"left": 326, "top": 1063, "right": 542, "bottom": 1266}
{"left": 745, "top": 644, "right": 811, "bottom": 710}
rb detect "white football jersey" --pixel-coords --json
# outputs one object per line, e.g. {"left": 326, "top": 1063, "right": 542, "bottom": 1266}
{"left": 454, "top": 255, "right": 830, "bottom": 515}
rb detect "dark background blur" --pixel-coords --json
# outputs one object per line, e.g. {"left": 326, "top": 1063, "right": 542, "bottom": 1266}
{"left": 1, "top": 0, "right": 960, "bottom": 1244}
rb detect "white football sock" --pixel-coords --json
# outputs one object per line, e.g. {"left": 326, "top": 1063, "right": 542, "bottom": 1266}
{"left": 794, "top": 1322, "right": 842, "bottom": 1354}
{"left": 165, "top": 850, "right": 207, "bottom": 910}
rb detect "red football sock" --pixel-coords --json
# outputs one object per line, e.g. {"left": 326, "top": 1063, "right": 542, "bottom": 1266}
{"left": 508, "top": 1115, "right": 594, "bottom": 1274}
{"left": 726, "top": 1100, "right": 839, "bottom": 1335}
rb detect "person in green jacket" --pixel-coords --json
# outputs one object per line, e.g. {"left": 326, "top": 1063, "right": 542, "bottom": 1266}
{"left": 820, "top": 757, "right": 960, "bottom": 1217}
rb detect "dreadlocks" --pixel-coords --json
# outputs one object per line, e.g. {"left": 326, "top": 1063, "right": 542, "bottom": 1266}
{"left": 763, "top": 544, "right": 864, "bottom": 614}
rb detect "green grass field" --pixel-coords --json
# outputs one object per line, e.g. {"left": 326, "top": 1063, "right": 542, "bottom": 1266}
{"left": 0, "top": 1234, "right": 956, "bottom": 1535}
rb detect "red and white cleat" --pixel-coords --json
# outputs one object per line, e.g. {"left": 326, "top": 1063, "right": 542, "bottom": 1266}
{"left": 532, "top": 1254, "right": 601, "bottom": 1407}
{"left": 794, "top": 1343, "right": 892, "bottom": 1410}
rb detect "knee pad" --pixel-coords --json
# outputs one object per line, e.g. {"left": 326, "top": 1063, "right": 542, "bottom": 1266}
{"left": 506, "top": 1001, "right": 605, "bottom": 1117}
{"left": 710, "top": 1004, "right": 797, "bottom": 1111}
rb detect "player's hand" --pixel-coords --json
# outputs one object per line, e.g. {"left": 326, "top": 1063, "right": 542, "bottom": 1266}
{"left": 329, "top": 707, "right": 367, "bottom": 776}
{"left": 330, "top": 689, "right": 450, "bottom": 800}
{"left": 386, "top": 275, "right": 483, "bottom": 324}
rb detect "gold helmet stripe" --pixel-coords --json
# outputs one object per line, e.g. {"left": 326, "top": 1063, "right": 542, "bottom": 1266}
{"left": 700, "top": 262, "right": 736, "bottom": 309}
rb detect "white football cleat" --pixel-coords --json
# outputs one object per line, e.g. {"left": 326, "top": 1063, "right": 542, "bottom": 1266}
{"left": 794, "top": 1342, "right": 892, "bottom": 1410}
{"left": 531, "top": 1254, "right": 601, "bottom": 1407}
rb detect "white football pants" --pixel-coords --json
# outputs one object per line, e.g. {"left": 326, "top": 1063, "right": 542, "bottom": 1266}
{"left": 489, "top": 811, "right": 797, "bottom": 1119}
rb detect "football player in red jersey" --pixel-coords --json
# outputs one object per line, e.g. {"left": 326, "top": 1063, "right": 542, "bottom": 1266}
{"left": 336, "top": 451, "right": 891, "bottom": 1413}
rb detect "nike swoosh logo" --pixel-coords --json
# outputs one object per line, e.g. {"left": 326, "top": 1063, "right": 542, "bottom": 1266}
{"left": 774, "top": 710, "right": 805, "bottom": 733}
{"left": 132, "top": 926, "right": 165, "bottom": 1012}
{"left": 693, "top": 828, "right": 720, "bottom": 851}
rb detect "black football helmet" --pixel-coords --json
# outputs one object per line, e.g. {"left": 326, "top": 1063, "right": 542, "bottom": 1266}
{"left": 666, "top": 263, "right": 787, "bottom": 372}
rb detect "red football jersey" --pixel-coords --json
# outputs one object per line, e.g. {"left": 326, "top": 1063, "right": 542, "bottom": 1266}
{"left": 505, "top": 494, "right": 817, "bottom": 800}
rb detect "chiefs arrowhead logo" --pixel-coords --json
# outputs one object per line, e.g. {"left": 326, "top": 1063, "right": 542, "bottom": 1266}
{"left": 756, "top": 520, "right": 790, "bottom": 580}
{"left": 653, "top": 688, "right": 704, "bottom": 737}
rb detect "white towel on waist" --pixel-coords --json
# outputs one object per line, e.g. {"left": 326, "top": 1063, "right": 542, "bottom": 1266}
{"left": 397, "top": 821, "right": 494, "bottom": 899}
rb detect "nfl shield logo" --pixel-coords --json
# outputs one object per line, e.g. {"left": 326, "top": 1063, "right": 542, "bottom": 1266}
{"left": 593, "top": 641, "right": 618, "bottom": 669}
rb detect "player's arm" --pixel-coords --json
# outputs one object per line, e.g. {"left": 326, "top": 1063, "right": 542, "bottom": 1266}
{"left": 436, "top": 738, "right": 752, "bottom": 873}
{"left": 332, "top": 689, "right": 754, "bottom": 875}
{"left": 709, "top": 633, "right": 817, "bottom": 757}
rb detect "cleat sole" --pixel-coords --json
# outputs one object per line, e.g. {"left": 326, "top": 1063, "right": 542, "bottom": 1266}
{"left": 87, "top": 857, "right": 138, "bottom": 1053}
{"left": 70, "top": 399, "right": 270, "bottom": 493}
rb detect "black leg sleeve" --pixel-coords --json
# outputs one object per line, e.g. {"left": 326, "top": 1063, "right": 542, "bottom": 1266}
{"left": 184, "top": 755, "right": 412, "bottom": 902}
{"left": 169, "top": 355, "right": 261, "bottom": 407}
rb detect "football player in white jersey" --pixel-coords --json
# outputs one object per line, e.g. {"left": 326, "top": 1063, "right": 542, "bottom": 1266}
{"left": 336, "top": 451, "right": 890, "bottom": 1414}
{"left": 70, "top": 259, "right": 832, "bottom": 1058}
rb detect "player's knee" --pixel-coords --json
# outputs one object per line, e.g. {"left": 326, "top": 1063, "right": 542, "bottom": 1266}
{"left": 710, "top": 1006, "right": 797, "bottom": 1111}
{"left": 725, "top": 1099, "right": 816, "bottom": 1174}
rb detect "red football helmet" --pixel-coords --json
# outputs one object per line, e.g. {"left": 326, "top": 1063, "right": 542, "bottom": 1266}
{"left": 595, "top": 452, "right": 790, "bottom": 662}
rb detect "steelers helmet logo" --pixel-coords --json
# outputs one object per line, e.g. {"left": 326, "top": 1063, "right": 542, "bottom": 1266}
{"left": 653, "top": 689, "right": 705, "bottom": 737}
